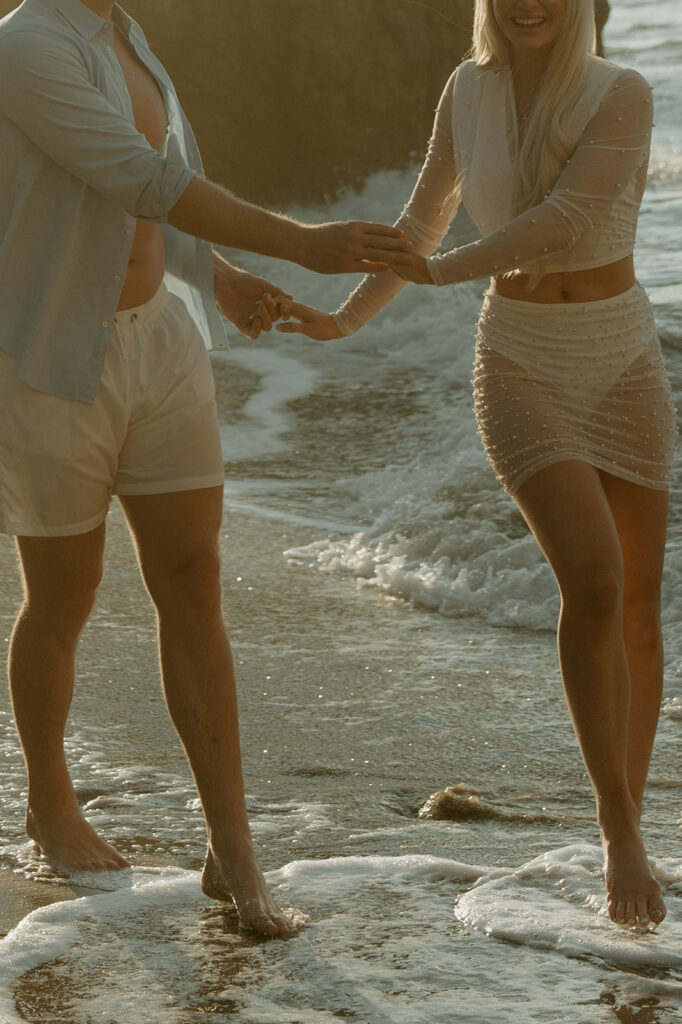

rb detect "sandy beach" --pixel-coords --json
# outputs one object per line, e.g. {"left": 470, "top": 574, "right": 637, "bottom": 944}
{"left": 1, "top": 498, "right": 680, "bottom": 1023}
{"left": 0, "top": 498, "right": 505, "bottom": 935}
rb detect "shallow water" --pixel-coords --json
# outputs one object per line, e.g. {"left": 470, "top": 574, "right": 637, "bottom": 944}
{"left": 1, "top": 1, "right": 681, "bottom": 1021}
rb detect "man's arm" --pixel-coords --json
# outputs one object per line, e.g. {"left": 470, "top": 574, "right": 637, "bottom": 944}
{"left": 0, "top": 29, "right": 410, "bottom": 285}
{"left": 169, "top": 177, "right": 412, "bottom": 276}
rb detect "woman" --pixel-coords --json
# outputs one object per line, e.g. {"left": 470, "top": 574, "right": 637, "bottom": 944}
{"left": 279, "top": 0, "right": 677, "bottom": 928}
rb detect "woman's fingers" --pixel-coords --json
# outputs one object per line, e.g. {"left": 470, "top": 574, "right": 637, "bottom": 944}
{"left": 274, "top": 301, "right": 341, "bottom": 340}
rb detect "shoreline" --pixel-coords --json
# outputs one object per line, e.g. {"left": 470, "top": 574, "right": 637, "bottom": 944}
{"left": 0, "top": 497, "right": 472, "bottom": 937}
{"left": 1, "top": 494, "right": 679, "bottom": 945}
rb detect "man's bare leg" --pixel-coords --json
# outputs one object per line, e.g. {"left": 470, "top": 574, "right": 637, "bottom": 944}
{"left": 120, "top": 487, "right": 295, "bottom": 936}
{"left": 9, "top": 524, "right": 130, "bottom": 870}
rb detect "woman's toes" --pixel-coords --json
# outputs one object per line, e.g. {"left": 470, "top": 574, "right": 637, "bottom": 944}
{"left": 635, "top": 899, "right": 650, "bottom": 927}
{"left": 648, "top": 900, "right": 666, "bottom": 928}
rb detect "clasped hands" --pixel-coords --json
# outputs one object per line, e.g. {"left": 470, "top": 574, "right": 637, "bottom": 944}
{"left": 215, "top": 219, "right": 430, "bottom": 341}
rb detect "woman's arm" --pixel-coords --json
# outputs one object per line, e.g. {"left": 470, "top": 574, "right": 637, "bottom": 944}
{"left": 326, "top": 70, "right": 461, "bottom": 335}
{"left": 415, "top": 69, "right": 653, "bottom": 286}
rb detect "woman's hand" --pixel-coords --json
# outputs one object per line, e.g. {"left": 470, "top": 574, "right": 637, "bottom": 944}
{"left": 275, "top": 301, "right": 344, "bottom": 341}
{"left": 389, "top": 252, "right": 434, "bottom": 284}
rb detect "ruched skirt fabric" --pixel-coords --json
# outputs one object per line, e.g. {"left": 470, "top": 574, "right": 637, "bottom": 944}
{"left": 473, "top": 283, "right": 677, "bottom": 495}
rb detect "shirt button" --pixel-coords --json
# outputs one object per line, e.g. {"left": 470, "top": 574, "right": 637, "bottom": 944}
{"left": 114, "top": 274, "right": 121, "bottom": 282}
{"left": 125, "top": 227, "right": 133, "bottom": 236}
{"left": 102, "top": 320, "right": 110, "bottom": 328}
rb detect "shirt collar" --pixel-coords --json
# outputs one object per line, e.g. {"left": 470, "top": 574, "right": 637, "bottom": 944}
{"left": 53, "top": 0, "right": 129, "bottom": 40}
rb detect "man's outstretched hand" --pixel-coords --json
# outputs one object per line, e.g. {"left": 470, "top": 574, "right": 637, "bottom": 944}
{"left": 214, "top": 267, "right": 292, "bottom": 339}
{"left": 298, "top": 221, "right": 413, "bottom": 275}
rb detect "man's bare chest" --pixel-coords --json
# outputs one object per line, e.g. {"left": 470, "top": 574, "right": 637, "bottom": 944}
{"left": 113, "top": 32, "right": 168, "bottom": 152}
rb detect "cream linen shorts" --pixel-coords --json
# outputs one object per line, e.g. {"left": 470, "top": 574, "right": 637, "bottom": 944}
{"left": 0, "top": 284, "right": 225, "bottom": 536}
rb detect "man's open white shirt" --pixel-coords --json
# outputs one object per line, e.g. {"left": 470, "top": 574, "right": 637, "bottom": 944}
{"left": 0, "top": 0, "right": 226, "bottom": 403}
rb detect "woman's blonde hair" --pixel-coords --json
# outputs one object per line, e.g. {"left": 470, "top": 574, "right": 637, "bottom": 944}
{"left": 471, "top": 0, "right": 597, "bottom": 211}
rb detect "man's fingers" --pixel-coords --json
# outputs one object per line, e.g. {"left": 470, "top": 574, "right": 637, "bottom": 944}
{"left": 356, "top": 261, "right": 390, "bottom": 273}
{"left": 273, "top": 294, "right": 292, "bottom": 319}
{"left": 356, "top": 225, "right": 412, "bottom": 252}
{"left": 257, "top": 304, "right": 273, "bottom": 331}
{"left": 356, "top": 222, "right": 409, "bottom": 241}
{"left": 360, "top": 247, "right": 414, "bottom": 265}
{"left": 248, "top": 315, "right": 263, "bottom": 337}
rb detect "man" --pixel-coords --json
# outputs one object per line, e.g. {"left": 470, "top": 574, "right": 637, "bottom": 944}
{"left": 0, "top": 0, "right": 410, "bottom": 936}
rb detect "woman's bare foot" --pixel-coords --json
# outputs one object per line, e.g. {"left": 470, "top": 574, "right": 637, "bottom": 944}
{"left": 201, "top": 845, "right": 302, "bottom": 937}
{"left": 601, "top": 815, "right": 666, "bottom": 928}
{"left": 26, "top": 806, "right": 130, "bottom": 872}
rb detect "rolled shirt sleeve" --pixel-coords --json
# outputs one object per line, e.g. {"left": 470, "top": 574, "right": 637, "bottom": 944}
{"left": 0, "top": 28, "right": 195, "bottom": 221}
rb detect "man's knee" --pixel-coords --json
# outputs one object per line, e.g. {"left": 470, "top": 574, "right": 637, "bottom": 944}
{"left": 17, "top": 531, "right": 105, "bottom": 636}
{"left": 141, "top": 542, "right": 222, "bottom": 615}
{"left": 21, "top": 564, "right": 102, "bottom": 639}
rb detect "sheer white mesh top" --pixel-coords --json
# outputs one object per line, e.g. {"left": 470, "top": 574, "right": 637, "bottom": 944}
{"left": 335, "top": 56, "right": 653, "bottom": 336}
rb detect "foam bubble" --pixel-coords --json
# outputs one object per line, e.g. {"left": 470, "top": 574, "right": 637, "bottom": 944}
{"left": 456, "top": 844, "right": 682, "bottom": 974}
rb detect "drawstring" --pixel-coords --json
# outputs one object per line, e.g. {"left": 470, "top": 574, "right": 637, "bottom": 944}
{"left": 112, "top": 311, "right": 138, "bottom": 398}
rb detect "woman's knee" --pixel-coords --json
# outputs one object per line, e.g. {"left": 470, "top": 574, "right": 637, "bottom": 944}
{"left": 560, "top": 560, "right": 624, "bottom": 621}
{"left": 623, "top": 593, "right": 662, "bottom": 650}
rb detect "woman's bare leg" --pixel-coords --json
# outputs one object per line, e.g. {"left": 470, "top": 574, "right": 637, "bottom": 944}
{"left": 599, "top": 470, "right": 668, "bottom": 817}
{"left": 120, "top": 486, "right": 295, "bottom": 936}
{"left": 9, "top": 524, "right": 130, "bottom": 870}
{"left": 514, "top": 460, "right": 666, "bottom": 927}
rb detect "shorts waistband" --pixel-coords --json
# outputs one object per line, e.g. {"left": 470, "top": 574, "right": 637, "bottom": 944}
{"left": 114, "top": 282, "right": 169, "bottom": 329}
{"left": 483, "top": 281, "right": 649, "bottom": 316}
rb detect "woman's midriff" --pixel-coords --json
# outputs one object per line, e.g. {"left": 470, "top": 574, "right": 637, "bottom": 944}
{"left": 491, "top": 255, "right": 635, "bottom": 303}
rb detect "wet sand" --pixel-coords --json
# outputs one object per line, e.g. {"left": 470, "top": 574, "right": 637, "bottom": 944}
{"left": 0, "top": 499, "right": 483, "bottom": 937}
{"left": 1, "top": 497, "right": 676, "bottom": 948}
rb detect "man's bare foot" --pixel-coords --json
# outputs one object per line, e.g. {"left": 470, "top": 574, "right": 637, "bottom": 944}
{"left": 602, "top": 816, "right": 666, "bottom": 928}
{"left": 26, "top": 806, "right": 130, "bottom": 872}
{"left": 201, "top": 845, "right": 302, "bottom": 937}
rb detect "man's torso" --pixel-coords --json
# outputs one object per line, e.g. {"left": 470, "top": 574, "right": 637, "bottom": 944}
{"left": 112, "top": 25, "right": 168, "bottom": 310}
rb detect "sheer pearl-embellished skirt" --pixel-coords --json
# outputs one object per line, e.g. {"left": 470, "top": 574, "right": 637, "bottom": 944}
{"left": 473, "top": 283, "right": 677, "bottom": 495}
